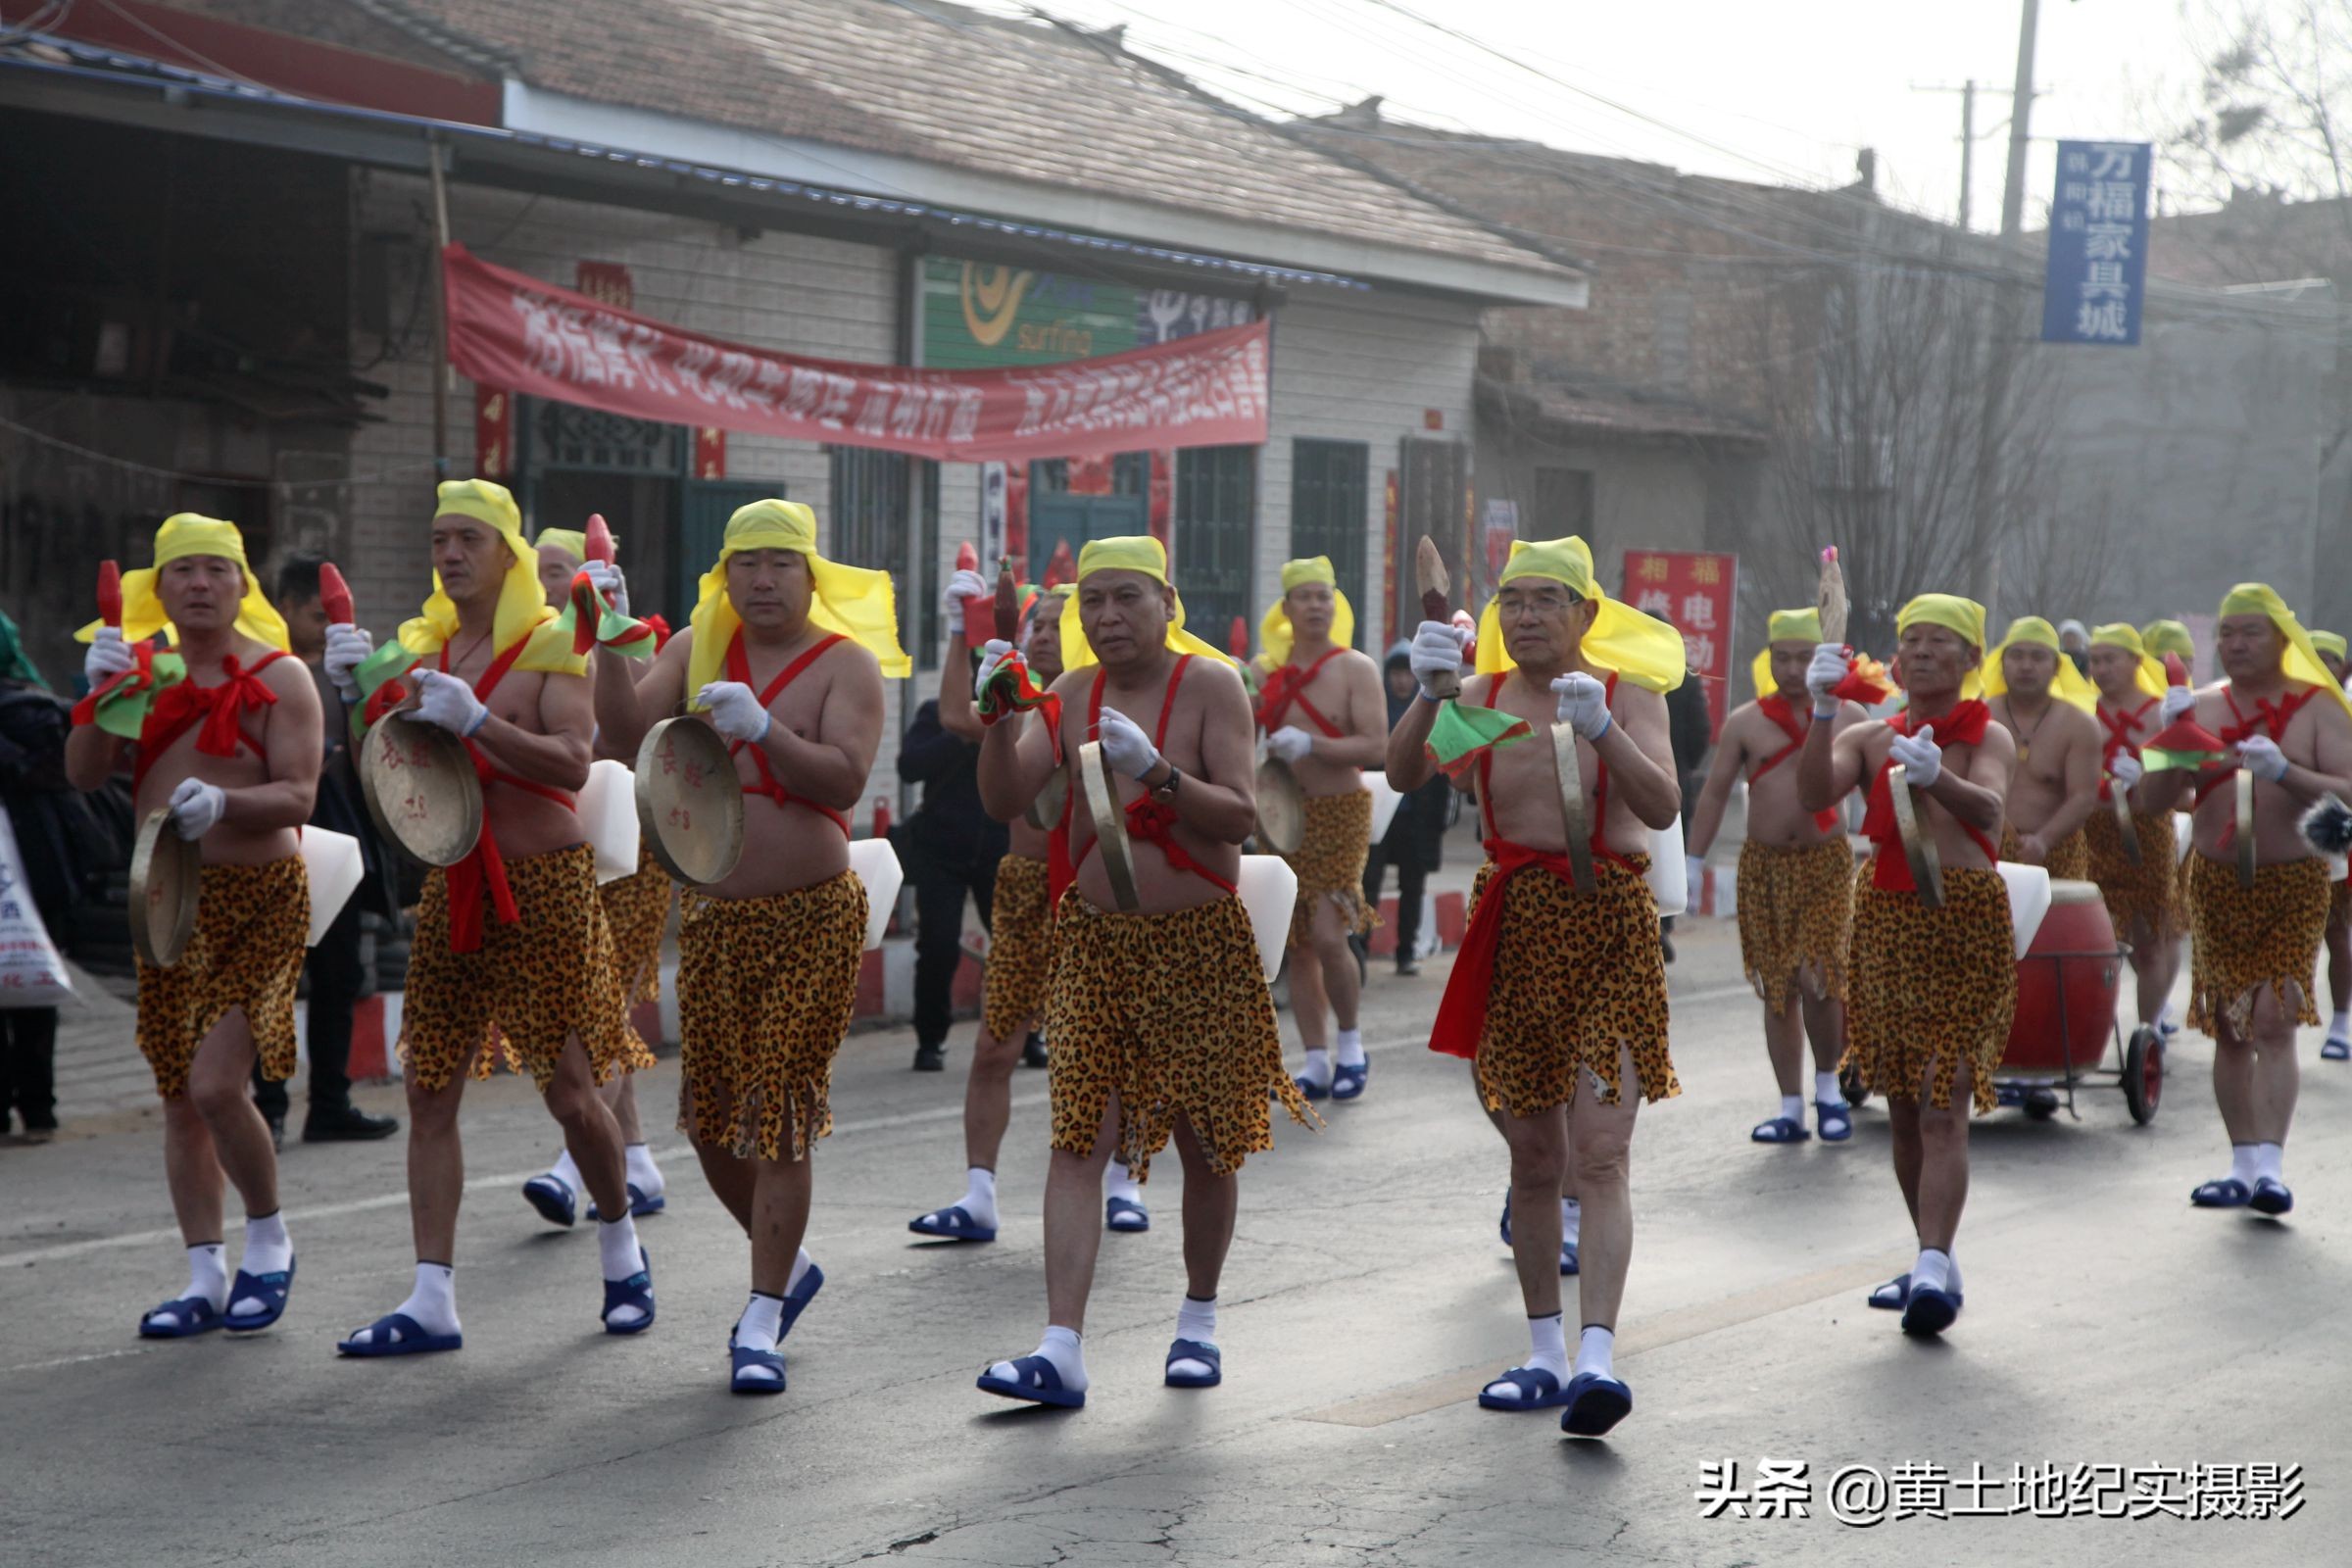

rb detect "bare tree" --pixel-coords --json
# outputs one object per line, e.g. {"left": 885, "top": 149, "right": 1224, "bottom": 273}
{"left": 2164, "top": 0, "right": 2352, "bottom": 226}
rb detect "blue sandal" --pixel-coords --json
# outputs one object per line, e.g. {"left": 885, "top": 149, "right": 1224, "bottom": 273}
{"left": 1330, "top": 1060, "right": 1369, "bottom": 1101}
{"left": 1293, "top": 1072, "right": 1331, "bottom": 1102}
{"left": 977, "top": 1354, "right": 1086, "bottom": 1408}
{"left": 1498, "top": 1192, "right": 1512, "bottom": 1246}
{"left": 1559, "top": 1371, "right": 1634, "bottom": 1437}
{"left": 1750, "top": 1115, "right": 1810, "bottom": 1144}
{"left": 1816, "top": 1100, "right": 1853, "bottom": 1142}
{"left": 1165, "top": 1338, "right": 1222, "bottom": 1388}
{"left": 1867, "top": 1273, "right": 1911, "bottom": 1310}
{"left": 2250, "top": 1177, "right": 2294, "bottom": 1216}
{"left": 908, "top": 1204, "right": 997, "bottom": 1243}
{"left": 602, "top": 1247, "right": 656, "bottom": 1336}
{"left": 1560, "top": 1240, "right": 1580, "bottom": 1277}
{"left": 1478, "top": 1365, "right": 1571, "bottom": 1410}
{"left": 730, "top": 1344, "right": 787, "bottom": 1395}
{"left": 137, "top": 1295, "right": 222, "bottom": 1340}
{"left": 521, "top": 1173, "right": 577, "bottom": 1228}
{"left": 2324, "top": 1036, "right": 2349, "bottom": 1061}
{"left": 223, "top": 1255, "right": 296, "bottom": 1333}
{"left": 778, "top": 1261, "right": 825, "bottom": 1338}
{"left": 587, "top": 1182, "right": 666, "bottom": 1221}
{"left": 336, "top": 1310, "right": 462, "bottom": 1356}
{"left": 2191, "top": 1177, "right": 2252, "bottom": 1208}
{"left": 1105, "top": 1196, "right": 1151, "bottom": 1233}
{"left": 1901, "top": 1286, "right": 1961, "bottom": 1337}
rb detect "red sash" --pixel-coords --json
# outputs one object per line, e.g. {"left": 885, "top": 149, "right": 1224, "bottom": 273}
{"left": 1073, "top": 655, "right": 1236, "bottom": 896}
{"left": 1752, "top": 693, "right": 1839, "bottom": 833}
{"left": 724, "top": 632, "right": 852, "bottom": 835}
{"left": 2096, "top": 697, "right": 2156, "bottom": 801}
{"left": 131, "top": 650, "right": 289, "bottom": 798}
{"left": 441, "top": 639, "right": 577, "bottom": 955}
{"left": 1860, "top": 700, "right": 1997, "bottom": 892}
{"left": 2193, "top": 683, "right": 2322, "bottom": 805}
{"left": 1473, "top": 673, "right": 1632, "bottom": 872}
{"left": 1428, "top": 837, "right": 1583, "bottom": 1060}
{"left": 1256, "top": 648, "right": 1346, "bottom": 738}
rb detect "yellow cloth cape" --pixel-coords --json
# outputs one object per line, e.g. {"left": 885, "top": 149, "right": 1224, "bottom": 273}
{"left": 74, "top": 514, "right": 290, "bottom": 652}
{"left": 2140, "top": 619, "right": 2195, "bottom": 662}
{"left": 2312, "top": 630, "right": 2347, "bottom": 662}
{"left": 1473, "top": 536, "right": 1684, "bottom": 694}
{"left": 2218, "top": 583, "right": 2352, "bottom": 719}
{"left": 2088, "top": 622, "right": 2168, "bottom": 701}
{"left": 685, "top": 499, "right": 911, "bottom": 696}
{"left": 1056, "top": 535, "right": 1232, "bottom": 670}
{"left": 1983, "top": 615, "right": 2098, "bottom": 711}
{"left": 1258, "top": 555, "right": 1356, "bottom": 669}
{"left": 1750, "top": 607, "right": 1823, "bottom": 697}
{"left": 396, "top": 479, "right": 581, "bottom": 675}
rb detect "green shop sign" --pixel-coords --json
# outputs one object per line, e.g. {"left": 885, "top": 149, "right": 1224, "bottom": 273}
{"left": 919, "top": 257, "right": 1250, "bottom": 370}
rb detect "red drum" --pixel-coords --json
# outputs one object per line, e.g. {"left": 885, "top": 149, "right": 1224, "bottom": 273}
{"left": 2001, "top": 879, "right": 2121, "bottom": 1073}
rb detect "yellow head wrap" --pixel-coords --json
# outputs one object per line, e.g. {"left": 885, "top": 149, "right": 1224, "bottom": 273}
{"left": 393, "top": 480, "right": 580, "bottom": 675}
{"left": 1474, "top": 537, "right": 1685, "bottom": 693}
{"left": 1983, "top": 615, "right": 2098, "bottom": 711}
{"left": 2140, "top": 619, "right": 2195, "bottom": 661}
{"left": 2088, "top": 623, "right": 2168, "bottom": 701}
{"left": 1056, "top": 536, "right": 1233, "bottom": 669}
{"left": 1892, "top": 594, "right": 1987, "bottom": 699}
{"left": 2217, "top": 583, "right": 2352, "bottom": 718}
{"left": 1258, "top": 556, "right": 1356, "bottom": 668}
{"left": 533, "top": 527, "right": 612, "bottom": 563}
{"left": 1750, "top": 608, "right": 1823, "bottom": 697}
{"left": 2313, "top": 631, "right": 2347, "bottom": 662}
{"left": 74, "top": 513, "right": 290, "bottom": 652}
{"left": 685, "top": 500, "right": 910, "bottom": 696}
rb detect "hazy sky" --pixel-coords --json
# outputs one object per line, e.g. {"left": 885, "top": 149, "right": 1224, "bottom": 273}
{"left": 967, "top": 0, "right": 2305, "bottom": 226}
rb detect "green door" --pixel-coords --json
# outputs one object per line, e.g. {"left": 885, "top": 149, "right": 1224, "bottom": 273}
{"left": 679, "top": 480, "right": 780, "bottom": 621}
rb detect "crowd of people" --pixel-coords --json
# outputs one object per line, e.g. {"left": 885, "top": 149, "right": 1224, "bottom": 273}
{"left": 33, "top": 479, "right": 2352, "bottom": 1443}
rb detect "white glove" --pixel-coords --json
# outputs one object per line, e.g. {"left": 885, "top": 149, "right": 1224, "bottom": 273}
{"left": 943, "top": 567, "right": 989, "bottom": 621}
{"left": 167, "top": 778, "right": 226, "bottom": 842}
{"left": 2160, "top": 684, "right": 2195, "bottom": 723}
{"left": 582, "top": 561, "right": 628, "bottom": 618}
{"left": 1410, "top": 620, "right": 1467, "bottom": 698}
{"left": 400, "top": 669, "right": 489, "bottom": 738}
{"left": 1805, "top": 642, "right": 1848, "bottom": 715}
{"left": 1266, "top": 725, "right": 1314, "bottom": 763}
{"left": 2108, "top": 752, "right": 2144, "bottom": 790}
{"left": 2237, "top": 734, "right": 2289, "bottom": 783}
{"left": 1887, "top": 724, "right": 1942, "bottom": 789}
{"left": 1096, "top": 706, "right": 1162, "bottom": 780}
{"left": 1550, "top": 672, "right": 1612, "bottom": 740}
{"left": 83, "top": 626, "right": 132, "bottom": 688}
{"left": 695, "top": 680, "right": 771, "bottom": 745}
{"left": 324, "top": 623, "right": 373, "bottom": 704}
{"left": 974, "top": 637, "right": 1017, "bottom": 699}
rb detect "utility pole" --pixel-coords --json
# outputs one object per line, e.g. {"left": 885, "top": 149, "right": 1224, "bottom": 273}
{"left": 1913, "top": 79, "right": 1982, "bottom": 229}
{"left": 1998, "top": 0, "right": 2040, "bottom": 241}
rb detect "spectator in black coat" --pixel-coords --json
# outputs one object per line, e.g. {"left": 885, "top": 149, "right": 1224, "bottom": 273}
{"left": 1362, "top": 642, "right": 1455, "bottom": 976}
{"left": 895, "top": 697, "right": 1009, "bottom": 1071}
{"left": 1660, "top": 654, "right": 1714, "bottom": 961}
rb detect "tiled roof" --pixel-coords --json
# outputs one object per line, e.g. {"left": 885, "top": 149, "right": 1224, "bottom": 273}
{"left": 1478, "top": 374, "right": 1767, "bottom": 449}
{"left": 347, "top": 0, "right": 1577, "bottom": 282}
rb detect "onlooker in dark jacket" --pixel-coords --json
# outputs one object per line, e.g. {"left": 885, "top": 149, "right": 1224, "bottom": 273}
{"left": 1362, "top": 642, "right": 1455, "bottom": 976}
{"left": 0, "top": 610, "right": 72, "bottom": 1141}
{"left": 895, "top": 697, "right": 1008, "bottom": 1071}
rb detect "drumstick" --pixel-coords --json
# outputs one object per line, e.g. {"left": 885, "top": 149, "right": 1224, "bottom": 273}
{"left": 96, "top": 560, "right": 122, "bottom": 629}
{"left": 318, "top": 561, "right": 355, "bottom": 627}
{"left": 1816, "top": 546, "right": 1847, "bottom": 648}
{"left": 956, "top": 540, "right": 979, "bottom": 574}
{"left": 994, "top": 556, "right": 1021, "bottom": 644}
{"left": 584, "top": 513, "right": 615, "bottom": 565}
{"left": 1416, "top": 536, "right": 1461, "bottom": 700}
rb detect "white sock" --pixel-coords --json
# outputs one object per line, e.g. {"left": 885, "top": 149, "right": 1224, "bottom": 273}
{"left": 1560, "top": 1198, "right": 1582, "bottom": 1250}
{"left": 987, "top": 1323, "right": 1088, "bottom": 1395}
{"left": 1815, "top": 1070, "right": 1845, "bottom": 1106}
{"left": 2332, "top": 1011, "right": 2351, "bottom": 1040}
{"left": 1779, "top": 1093, "right": 1804, "bottom": 1124}
{"left": 346, "top": 1260, "right": 459, "bottom": 1347}
{"left": 960, "top": 1166, "right": 1000, "bottom": 1229}
{"left": 548, "top": 1147, "right": 583, "bottom": 1190}
{"left": 1170, "top": 1296, "right": 1219, "bottom": 1381}
{"left": 153, "top": 1243, "right": 227, "bottom": 1330}
{"left": 2230, "top": 1143, "right": 2260, "bottom": 1187}
{"left": 2254, "top": 1142, "right": 2285, "bottom": 1184}
{"left": 2159, "top": 1001, "right": 2180, "bottom": 1031}
{"left": 1298, "top": 1049, "right": 1334, "bottom": 1090}
{"left": 734, "top": 1292, "right": 785, "bottom": 1383}
{"left": 1335, "top": 1029, "right": 1365, "bottom": 1068}
{"left": 1484, "top": 1311, "right": 1569, "bottom": 1403}
{"left": 1573, "top": 1324, "right": 1615, "bottom": 1381}
{"left": 787, "top": 1247, "right": 815, "bottom": 1296}
{"left": 1106, "top": 1161, "right": 1143, "bottom": 1204}
{"left": 624, "top": 1143, "right": 663, "bottom": 1198}
{"left": 1911, "top": 1247, "right": 1953, "bottom": 1296}
{"left": 599, "top": 1214, "right": 647, "bottom": 1329}
{"left": 229, "top": 1211, "right": 293, "bottom": 1316}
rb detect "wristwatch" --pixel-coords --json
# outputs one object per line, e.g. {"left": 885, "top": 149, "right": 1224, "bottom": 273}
{"left": 1151, "top": 763, "right": 1182, "bottom": 802}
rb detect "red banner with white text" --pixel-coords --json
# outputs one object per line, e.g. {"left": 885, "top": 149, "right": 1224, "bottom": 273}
{"left": 441, "top": 245, "right": 1271, "bottom": 464}
{"left": 1621, "top": 548, "right": 1738, "bottom": 736}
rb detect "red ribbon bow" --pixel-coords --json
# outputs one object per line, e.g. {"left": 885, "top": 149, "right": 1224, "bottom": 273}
{"left": 146, "top": 655, "right": 278, "bottom": 759}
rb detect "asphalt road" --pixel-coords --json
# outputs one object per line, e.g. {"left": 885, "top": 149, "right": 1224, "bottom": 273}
{"left": 2, "top": 916, "right": 2342, "bottom": 1566}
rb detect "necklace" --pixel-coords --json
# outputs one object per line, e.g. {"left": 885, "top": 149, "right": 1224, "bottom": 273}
{"left": 2006, "top": 697, "right": 2051, "bottom": 764}
{"left": 448, "top": 626, "right": 494, "bottom": 677}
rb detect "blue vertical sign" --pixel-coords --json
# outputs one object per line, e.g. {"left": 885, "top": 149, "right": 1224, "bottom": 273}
{"left": 2042, "top": 140, "right": 2150, "bottom": 346}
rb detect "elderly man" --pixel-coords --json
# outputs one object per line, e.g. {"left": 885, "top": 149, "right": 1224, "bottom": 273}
{"left": 2082, "top": 624, "right": 2185, "bottom": 1037}
{"left": 1690, "top": 608, "right": 1867, "bottom": 1146}
{"left": 1256, "top": 557, "right": 1387, "bottom": 1100}
{"left": 2142, "top": 587, "right": 2352, "bottom": 1214}
{"left": 327, "top": 480, "right": 654, "bottom": 1356}
{"left": 1984, "top": 616, "right": 2100, "bottom": 880}
{"left": 67, "top": 515, "right": 321, "bottom": 1338}
{"left": 1799, "top": 595, "right": 2018, "bottom": 1338}
{"left": 1390, "top": 536, "right": 1683, "bottom": 1439}
{"left": 971, "top": 537, "right": 1311, "bottom": 1408}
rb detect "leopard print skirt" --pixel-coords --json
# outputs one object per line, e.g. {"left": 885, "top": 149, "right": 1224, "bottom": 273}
{"left": 1467, "top": 856, "right": 1678, "bottom": 1115}
{"left": 2082, "top": 805, "right": 2182, "bottom": 946}
{"left": 601, "top": 844, "right": 673, "bottom": 1008}
{"left": 1285, "top": 789, "right": 1379, "bottom": 946}
{"left": 2184, "top": 853, "right": 2327, "bottom": 1039}
{"left": 1736, "top": 838, "right": 1854, "bottom": 1012}
{"left": 981, "top": 853, "right": 1054, "bottom": 1043}
{"left": 1045, "top": 894, "right": 1315, "bottom": 1182}
{"left": 675, "top": 869, "right": 867, "bottom": 1162}
{"left": 1845, "top": 860, "right": 2015, "bottom": 1112}
{"left": 1999, "top": 822, "right": 2089, "bottom": 881}
{"left": 135, "top": 856, "right": 309, "bottom": 1100}
{"left": 403, "top": 844, "right": 651, "bottom": 1093}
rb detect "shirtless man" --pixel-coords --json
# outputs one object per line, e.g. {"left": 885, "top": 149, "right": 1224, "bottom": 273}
{"left": 1799, "top": 594, "right": 2017, "bottom": 1338}
{"left": 596, "top": 499, "right": 895, "bottom": 1392}
{"left": 2309, "top": 630, "right": 2350, "bottom": 1062}
{"left": 1984, "top": 616, "right": 2100, "bottom": 880}
{"left": 1255, "top": 558, "right": 1387, "bottom": 1101}
{"left": 2082, "top": 624, "right": 2185, "bottom": 1035}
{"left": 972, "top": 536, "right": 1311, "bottom": 1408}
{"left": 66, "top": 514, "right": 320, "bottom": 1339}
{"left": 1689, "top": 608, "right": 1865, "bottom": 1146}
{"left": 2141, "top": 586, "right": 2352, "bottom": 1215}
{"left": 907, "top": 576, "right": 1068, "bottom": 1244}
{"left": 1390, "top": 535, "right": 1683, "bottom": 1439}
{"left": 517, "top": 526, "right": 670, "bottom": 1228}
{"left": 330, "top": 479, "right": 655, "bottom": 1356}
